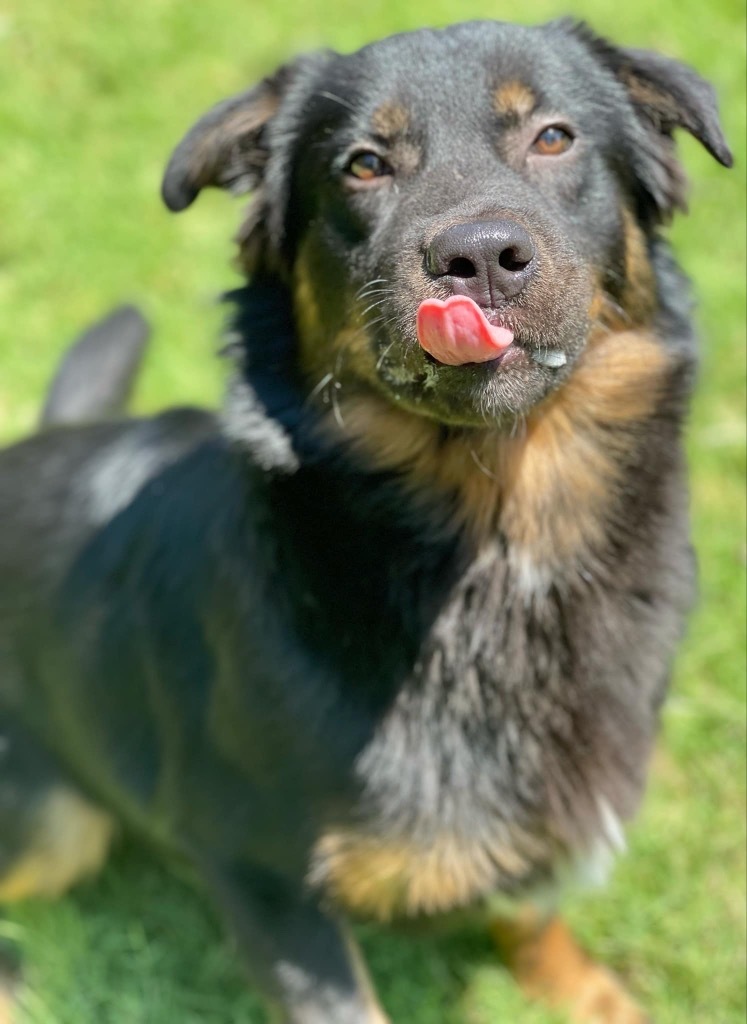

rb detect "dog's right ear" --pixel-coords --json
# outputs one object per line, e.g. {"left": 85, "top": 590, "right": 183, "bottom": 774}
{"left": 161, "top": 63, "right": 298, "bottom": 213}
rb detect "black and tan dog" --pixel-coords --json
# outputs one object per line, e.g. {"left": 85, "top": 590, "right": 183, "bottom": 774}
{"left": 0, "top": 19, "right": 732, "bottom": 1024}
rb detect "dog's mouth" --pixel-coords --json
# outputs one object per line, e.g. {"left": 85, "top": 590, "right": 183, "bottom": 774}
{"left": 415, "top": 295, "right": 567, "bottom": 371}
{"left": 416, "top": 295, "right": 514, "bottom": 365}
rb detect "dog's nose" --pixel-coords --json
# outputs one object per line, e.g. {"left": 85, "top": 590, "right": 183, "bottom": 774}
{"left": 425, "top": 219, "right": 536, "bottom": 304}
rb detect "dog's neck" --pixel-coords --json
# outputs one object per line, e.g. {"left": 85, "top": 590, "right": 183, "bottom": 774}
{"left": 319, "top": 325, "right": 675, "bottom": 561}
{"left": 223, "top": 280, "right": 684, "bottom": 578}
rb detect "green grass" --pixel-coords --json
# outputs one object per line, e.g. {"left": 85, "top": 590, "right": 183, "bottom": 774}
{"left": 0, "top": 0, "right": 744, "bottom": 1021}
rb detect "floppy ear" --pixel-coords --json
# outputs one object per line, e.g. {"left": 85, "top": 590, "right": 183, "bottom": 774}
{"left": 161, "top": 63, "right": 298, "bottom": 213}
{"left": 570, "top": 23, "right": 733, "bottom": 219}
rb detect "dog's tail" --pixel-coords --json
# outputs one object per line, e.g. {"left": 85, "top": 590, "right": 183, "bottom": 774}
{"left": 41, "top": 305, "right": 150, "bottom": 427}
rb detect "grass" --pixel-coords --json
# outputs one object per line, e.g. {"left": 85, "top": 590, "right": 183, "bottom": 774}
{"left": 0, "top": 0, "right": 744, "bottom": 1021}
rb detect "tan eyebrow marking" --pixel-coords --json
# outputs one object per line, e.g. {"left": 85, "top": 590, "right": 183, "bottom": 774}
{"left": 371, "top": 101, "right": 410, "bottom": 136}
{"left": 493, "top": 80, "right": 537, "bottom": 120}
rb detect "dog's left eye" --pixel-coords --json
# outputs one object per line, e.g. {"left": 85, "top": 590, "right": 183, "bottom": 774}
{"left": 531, "top": 126, "right": 574, "bottom": 156}
{"left": 345, "top": 151, "right": 392, "bottom": 180}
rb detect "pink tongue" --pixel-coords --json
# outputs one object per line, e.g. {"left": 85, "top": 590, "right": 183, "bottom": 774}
{"left": 416, "top": 295, "right": 514, "bottom": 365}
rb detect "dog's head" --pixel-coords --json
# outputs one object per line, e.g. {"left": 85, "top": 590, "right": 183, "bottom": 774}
{"left": 162, "top": 20, "right": 731, "bottom": 430}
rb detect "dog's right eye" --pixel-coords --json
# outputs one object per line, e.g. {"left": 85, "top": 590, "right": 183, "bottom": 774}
{"left": 345, "top": 151, "right": 392, "bottom": 181}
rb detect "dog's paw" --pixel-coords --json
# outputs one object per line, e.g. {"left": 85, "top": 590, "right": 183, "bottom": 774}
{"left": 562, "top": 964, "right": 649, "bottom": 1024}
{"left": 492, "top": 915, "right": 649, "bottom": 1024}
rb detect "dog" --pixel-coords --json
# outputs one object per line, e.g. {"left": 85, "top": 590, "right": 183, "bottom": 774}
{"left": 0, "top": 18, "right": 732, "bottom": 1024}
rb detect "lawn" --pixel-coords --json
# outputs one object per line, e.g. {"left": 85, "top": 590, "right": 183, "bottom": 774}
{"left": 0, "top": 0, "right": 744, "bottom": 1022}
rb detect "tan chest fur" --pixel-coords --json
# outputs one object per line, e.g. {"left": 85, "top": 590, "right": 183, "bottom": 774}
{"left": 321, "top": 326, "right": 672, "bottom": 564}
{"left": 309, "top": 827, "right": 544, "bottom": 922}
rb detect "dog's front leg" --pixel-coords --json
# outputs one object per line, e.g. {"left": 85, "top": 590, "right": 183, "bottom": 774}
{"left": 492, "top": 911, "right": 649, "bottom": 1024}
{"left": 196, "top": 858, "right": 390, "bottom": 1024}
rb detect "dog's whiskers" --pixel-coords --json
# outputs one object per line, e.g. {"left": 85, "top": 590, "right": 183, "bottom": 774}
{"left": 509, "top": 413, "right": 528, "bottom": 441}
{"left": 376, "top": 341, "right": 395, "bottom": 371}
{"left": 355, "top": 278, "right": 389, "bottom": 300}
{"left": 594, "top": 290, "right": 632, "bottom": 329}
{"left": 469, "top": 448, "right": 498, "bottom": 480}
{"left": 359, "top": 298, "right": 390, "bottom": 319}
{"left": 330, "top": 350, "right": 347, "bottom": 429}
{"left": 357, "top": 290, "right": 393, "bottom": 305}
{"left": 308, "top": 371, "right": 335, "bottom": 402}
{"left": 318, "top": 90, "right": 357, "bottom": 113}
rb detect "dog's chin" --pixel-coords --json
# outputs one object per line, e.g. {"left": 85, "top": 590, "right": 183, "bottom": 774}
{"left": 369, "top": 335, "right": 575, "bottom": 429}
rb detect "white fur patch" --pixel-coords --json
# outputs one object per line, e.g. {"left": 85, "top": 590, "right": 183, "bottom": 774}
{"left": 487, "top": 796, "right": 627, "bottom": 917}
{"left": 221, "top": 375, "right": 299, "bottom": 472}
{"left": 573, "top": 797, "right": 627, "bottom": 891}
{"left": 87, "top": 434, "right": 167, "bottom": 524}
{"left": 509, "top": 548, "right": 553, "bottom": 603}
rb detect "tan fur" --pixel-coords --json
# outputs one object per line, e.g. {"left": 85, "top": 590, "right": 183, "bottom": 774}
{"left": 620, "top": 70, "right": 680, "bottom": 127}
{"left": 391, "top": 140, "right": 422, "bottom": 175}
{"left": 588, "top": 209, "right": 657, "bottom": 334}
{"left": 0, "top": 787, "right": 114, "bottom": 901}
{"left": 493, "top": 81, "right": 537, "bottom": 120}
{"left": 236, "top": 195, "right": 270, "bottom": 276}
{"left": 367, "top": 103, "right": 422, "bottom": 173}
{"left": 620, "top": 208, "right": 658, "bottom": 324}
{"left": 293, "top": 250, "right": 375, "bottom": 390}
{"left": 499, "top": 329, "right": 671, "bottom": 563}
{"left": 190, "top": 94, "right": 278, "bottom": 189}
{"left": 310, "top": 829, "right": 537, "bottom": 922}
{"left": 293, "top": 253, "right": 325, "bottom": 365}
{"left": 493, "top": 913, "right": 648, "bottom": 1023}
{"left": 371, "top": 102, "right": 410, "bottom": 137}
{"left": 318, "top": 327, "right": 671, "bottom": 561}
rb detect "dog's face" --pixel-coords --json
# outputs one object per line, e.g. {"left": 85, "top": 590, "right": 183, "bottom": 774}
{"left": 163, "top": 20, "right": 730, "bottom": 429}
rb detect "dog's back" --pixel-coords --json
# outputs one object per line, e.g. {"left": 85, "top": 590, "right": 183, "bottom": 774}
{"left": 1, "top": 304, "right": 215, "bottom": 618}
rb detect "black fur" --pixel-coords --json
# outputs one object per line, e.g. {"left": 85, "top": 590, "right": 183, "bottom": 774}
{"left": 0, "top": 19, "right": 731, "bottom": 1024}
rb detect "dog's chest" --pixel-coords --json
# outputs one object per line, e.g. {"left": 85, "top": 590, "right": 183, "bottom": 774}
{"left": 308, "top": 547, "right": 638, "bottom": 921}
{"left": 309, "top": 689, "right": 623, "bottom": 923}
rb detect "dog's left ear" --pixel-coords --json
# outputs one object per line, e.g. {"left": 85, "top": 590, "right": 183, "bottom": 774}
{"left": 161, "top": 59, "right": 311, "bottom": 213}
{"left": 569, "top": 23, "right": 733, "bottom": 218}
